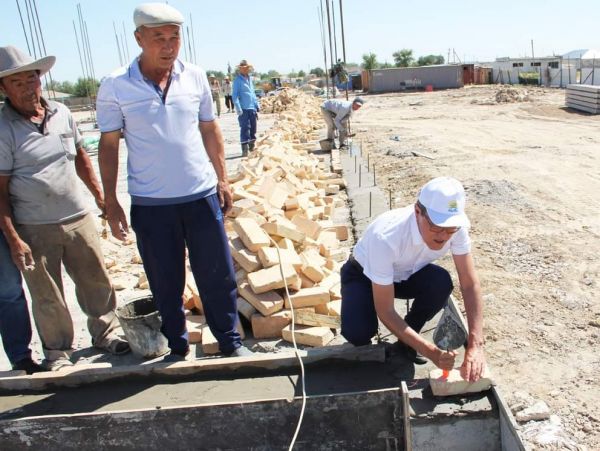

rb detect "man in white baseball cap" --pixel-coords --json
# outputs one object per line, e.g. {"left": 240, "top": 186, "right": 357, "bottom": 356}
{"left": 340, "top": 177, "right": 486, "bottom": 382}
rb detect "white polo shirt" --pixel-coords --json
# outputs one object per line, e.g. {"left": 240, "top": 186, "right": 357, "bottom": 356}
{"left": 353, "top": 206, "right": 471, "bottom": 285}
{"left": 96, "top": 58, "right": 216, "bottom": 205}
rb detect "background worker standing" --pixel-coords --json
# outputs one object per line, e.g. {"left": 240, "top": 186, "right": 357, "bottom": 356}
{"left": 232, "top": 59, "right": 259, "bottom": 157}
{"left": 321, "top": 96, "right": 364, "bottom": 149}
{"left": 208, "top": 74, "right": 222, "bottom": 117}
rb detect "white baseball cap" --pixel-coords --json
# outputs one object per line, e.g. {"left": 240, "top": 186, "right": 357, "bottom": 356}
{"left": 418, "top": 177, "right": 470, "bottom": 228}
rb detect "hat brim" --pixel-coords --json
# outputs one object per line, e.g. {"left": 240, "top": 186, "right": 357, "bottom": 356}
{"left": 0, "top": 55, "right": 55, "bottom": 80}
{"left": 137, "top": 22, "right": 182, "bottom": 29}
{"left": 427, "top": 209, "right": 470, "bottom": 228}
{"left": 237, "top": 64, "right": 253, "bottom": 69}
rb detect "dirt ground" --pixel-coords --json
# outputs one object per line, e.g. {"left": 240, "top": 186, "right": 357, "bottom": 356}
{"left": 351, "top": 85, "right": 600, "bottom": 450}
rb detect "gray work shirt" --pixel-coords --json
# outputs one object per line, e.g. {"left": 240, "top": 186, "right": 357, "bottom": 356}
{"left": 0, "top": 99, "right": 89, "bottom": 225}
{"left": 321, "top": 99, "right": 353, "bottom": 130}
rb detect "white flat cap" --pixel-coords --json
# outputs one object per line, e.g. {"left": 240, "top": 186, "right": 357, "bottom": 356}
{"left": 134, "top": 3, "right": 184, "bottom": 29}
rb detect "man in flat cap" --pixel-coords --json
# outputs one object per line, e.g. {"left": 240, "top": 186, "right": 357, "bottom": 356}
{"left": 341, "top": 177, "right": 486, "bottom": 382}
{"left": 0, "top": 46, "right": 130, "bottom": 371}
{"left": 232, "top": 59, "right": 260, "bottom": 157}
{"left": 321, "top": 96, "right": 364, "bottom": 149}
{"left": 97, "top": 3, "right": 251, "bottom": 360}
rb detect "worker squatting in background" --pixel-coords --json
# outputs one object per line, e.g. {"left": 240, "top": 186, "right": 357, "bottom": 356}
{"left": 321, "top": 96, "right": 364, "bottom": 149}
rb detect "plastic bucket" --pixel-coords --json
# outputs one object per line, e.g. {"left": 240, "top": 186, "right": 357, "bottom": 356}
{"left": 116, "top": 296, "right": 169, "bottom": 358}
{"left": 319, "top": 138, "right": 334, "bottom": 151}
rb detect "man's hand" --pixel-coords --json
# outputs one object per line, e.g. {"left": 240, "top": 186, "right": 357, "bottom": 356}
{"left": 9, "top": 237, "right": 35, "bottom": 271}
{"left": 217, "top": 180, "right": 233, "bottom": 215}
{"left": 236, "top": 109, "right": 242, "bottom": 116}
{"left": 429, "top": 347, "right": 457, "bottom": 371}
{"left": 105, "top": 198, "right": 129, "bottom": 241}
{"left": 461, "top": 344, "right": 486, "bottom": 382}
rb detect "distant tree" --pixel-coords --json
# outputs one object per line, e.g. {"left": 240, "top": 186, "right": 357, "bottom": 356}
{"left": 309, "top": 67, "right": 325, "bottom": 77}
{"left": 288, "top": 71, "right": 298, "bottom": 79}
{"left": 297, "top": 69, "right": 306, "bottom": 78}
{"left": 380, "top": 61, "right": 394, "bottom": 69}
{"left": 416, "top": 55, "right": 445, "bottom": 66}
{"left": 393, "top": 49, "right": 414, "bottom": 67}
{"left": 361, "top": 53, "right": 379, "bottom": 70}
{"left": 73, "top": 77, "right": 100, "bottom": 97}
{"left": 267, "top": 69, "right": 280, "bottom": 78}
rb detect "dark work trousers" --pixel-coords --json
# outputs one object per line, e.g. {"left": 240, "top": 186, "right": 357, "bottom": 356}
{"left": 340, "top": 258, "right": 453, "bottom": 346}
{"left": 131, "top": 194, "right": 241, "bottom": 355}
{"left": 225, "top": 95, "right": 234, "bottom": 111}
{"left": 238, "top": 109, "right": 257, "bottom": 145}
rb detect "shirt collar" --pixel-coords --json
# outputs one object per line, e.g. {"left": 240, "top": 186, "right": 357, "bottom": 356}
{"left": 2, "top": 97, "right": 56, "bottom": 122}
{"left": 409, "top": 208, "right": 424, "bottom": 246}
{"left": 129, "top": 57, "right": 184, "bottom": 82}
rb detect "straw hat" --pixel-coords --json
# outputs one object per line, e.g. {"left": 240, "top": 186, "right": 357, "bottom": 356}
{"left": 237, "top": 59, "right": 253, "bottom": 70}
{"left": 0, "top": 46, "right": 55, "bottom": 80}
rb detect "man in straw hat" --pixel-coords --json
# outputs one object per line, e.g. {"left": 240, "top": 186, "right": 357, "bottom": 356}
{"left": 0, "top": 46, "right": 130, "bottom": 371}
{"left": 97, "top": 3, "right": 252, "bottom": 361}
{"left": 232, "top": 59, "right": 260, "bottom": 157}
{"left": 341, "top": 177, "right": 486, "bottom": 382}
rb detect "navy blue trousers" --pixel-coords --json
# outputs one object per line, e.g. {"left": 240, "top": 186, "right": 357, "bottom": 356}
{"left": 238, "top": 109, "right": 257, "bottom": 144}
{"left": 131, "top": 194, "right": 241, "bottom": 355}
{"left": 340, "top": 259, "right": 453, "bottom": 346}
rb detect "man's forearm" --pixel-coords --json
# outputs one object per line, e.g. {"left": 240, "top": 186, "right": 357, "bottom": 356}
{"left": 200, "top": 122, "right": 227, "bottom": 182}
{"left": 0, "top": 189, "right": 20, "bottom": 245}
{"left": 461, "top": 285, "right": 484, "bottom": 347}
{"left": 75, "top": 147, "right": 103, "bottom": 200}
{"left": 98, "top": 135, "right": 120, "bottom": 200}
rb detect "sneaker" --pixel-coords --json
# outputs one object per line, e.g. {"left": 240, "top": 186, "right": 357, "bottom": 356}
{"left": 12, "top": 358, "right": 47, "bottom": 375}
{"left": 43, "top": 357, "right": 74, "bottom": 372}
{"left": 389, "top": 342, "right": 427, "bottom": 365}
{"left": 224, "top": 345, "right": 254, "bottom": 357}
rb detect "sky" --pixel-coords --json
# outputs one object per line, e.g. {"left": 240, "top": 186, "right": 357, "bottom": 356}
{"left": 3, "top": 0, "right": 600, "bottom": 83}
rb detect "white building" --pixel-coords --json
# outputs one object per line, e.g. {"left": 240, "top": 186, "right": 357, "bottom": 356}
{"left": 488, "top": 49, "right": 600, "bottom": 87}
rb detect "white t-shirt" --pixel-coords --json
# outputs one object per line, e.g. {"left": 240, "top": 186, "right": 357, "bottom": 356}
{"left": 353, "top": 206, "right": 471, "bottom": 285}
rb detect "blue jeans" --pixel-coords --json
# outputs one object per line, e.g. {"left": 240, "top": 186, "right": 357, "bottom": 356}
{"left": 340, "top": 259, "right": 453, "bottom": 346}
{"left": 0, "top": 233, "right": 33, "bottom": 365}
{"left": 131, "top": 193, "right": 242, "bottom": 355}
{"left": 238, "top": 109, "right": 257, "bottom": 145}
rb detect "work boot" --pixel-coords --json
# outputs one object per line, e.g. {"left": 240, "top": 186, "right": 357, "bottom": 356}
{"left": 42, "top": 357, "right": 74, "bottom": 372}
{"left": 241, "top": 143, "right": 249, "bottom": 157}
{"left": 248, "top": 141, "right": 255, "bottom": 152}
{"left": 12, "top": 358, "right": 47, "bottom": 374}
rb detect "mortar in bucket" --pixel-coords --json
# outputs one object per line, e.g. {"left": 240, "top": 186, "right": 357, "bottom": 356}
{"left": 116, "top": 295, "right": 169, "bottom": 358}
{"left": 319, "top": 138, "right": 334, "bottom": 151}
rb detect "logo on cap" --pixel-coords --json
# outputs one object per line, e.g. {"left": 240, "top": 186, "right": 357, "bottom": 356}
{"left": 447, "top": 200, "right": 458, "bottom": 213}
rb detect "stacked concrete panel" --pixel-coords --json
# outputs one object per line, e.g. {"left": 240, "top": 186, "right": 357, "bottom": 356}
{"left": 566, "top": 84, "right": 600, "bottom": 114}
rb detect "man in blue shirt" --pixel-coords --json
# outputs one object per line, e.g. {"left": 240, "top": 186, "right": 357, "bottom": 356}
{"left": 97, "top": 3, "right": 251, "bottom": 360}
{"left": 232, "top": 59, "right": 259, "bottom": 157}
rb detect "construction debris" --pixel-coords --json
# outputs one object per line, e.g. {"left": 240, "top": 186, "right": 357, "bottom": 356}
{"left": 565, "top": 84, "right": 600, "bottom": 114}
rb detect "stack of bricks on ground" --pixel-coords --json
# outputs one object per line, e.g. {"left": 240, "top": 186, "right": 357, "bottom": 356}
{"left": 101, "top": 89, "right": 350, "bottom": 354}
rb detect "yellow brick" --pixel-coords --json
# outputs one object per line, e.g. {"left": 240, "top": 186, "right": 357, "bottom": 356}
{"left": 186, "top": 315, "right": 205, "bottom": 343}
{"left": 251, "top": 311, "right": 291, "bottom": 339}
{"left": 238, "top": 281, "right": 284, "bottom": 315}
{"left": 237, "top": 296, "right": 257, "bottom": 321}
{"left": 257, "top": 246, "right": 302, "bottom": 270}
{"left": 292, "top": 215, "right": 322, "bottom": 240}
{"left": 281, "top": 325, "right": 334, "bottom": 347}
{"left": 262, "top": 222, "right": 305, "bottom": 244}
{"left": 294, "top": 310, "right": 340, "bottom": 328}
{"left": 284, "top": 286, "right": 330, "bottom": 309}
{"left": 233, "top": 217, "right": 271, "bottom": 252}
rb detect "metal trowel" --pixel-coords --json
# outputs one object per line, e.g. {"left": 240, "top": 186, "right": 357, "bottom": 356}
{"left": 433, "top": 304, "right": 468, "bottom": 379}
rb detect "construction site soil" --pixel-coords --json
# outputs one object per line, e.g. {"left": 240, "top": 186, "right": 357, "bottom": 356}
{"left": 351, "top": 85, "right": 599, "bottom": 450}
